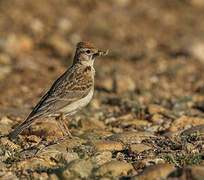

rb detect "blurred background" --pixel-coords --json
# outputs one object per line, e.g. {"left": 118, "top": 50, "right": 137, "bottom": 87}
{"left": 0, "top": 1, "right": 204, "bottom": 179}
{"left": 0, "top": 0, "right": 204, "bottom": 121}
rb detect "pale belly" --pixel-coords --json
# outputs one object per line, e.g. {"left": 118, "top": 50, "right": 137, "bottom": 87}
{"left": 59, "top": 88, "right": 94, "bottom": 116}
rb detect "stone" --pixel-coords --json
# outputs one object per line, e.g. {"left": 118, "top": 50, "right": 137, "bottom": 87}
{"left": 96, "top": 160, "right": 133, "bottom": 176}
{"left": 91, "top": 151, "right": 112, "bottom": 166}
{"left": 151, "top": 113, "right": 164, "bottom": 124}
{"left": 91, "top": 140, "right": 124, "bottom": 152}
{"left": 0, "top": 53, "right": 11, "bottom": 64}
{"left": 49, "top": 174, "right": 59, "bottom": 180}
{"left": 2, "top": 34, "right": 33, "bottom": 57}
{"left": 107, "top": 132, "right": 155, "bottom": 144}
{"left": 25, "top": 135, "right": 41, "bottom": 144}
{"left": 46, "top": 35, "right": 71, "bottom": 57}
{"left": 170, "top": 116, "right": 204, "bottom": 132}
{"left": 189, "top": 165, "right": 204, "bottom": 180}
{"left": 0, "top": 66, "right": 12, "bottom": 79}
{"left": 0, "top": 171, "right": 18, "bottom": 180}
{"left": 98, "top": 77, "right": 113, "bottom": 92}
{"left": 116, "top": 74, "right": 136, "bottom": 93}
{"left": 180, "top": 124, "right": 204, "bottom": 140}
{"left": 147, "top": 104, "right": 167, "bottom": 115}
{"left": 121, "top": 119, "right": 151, "bottom": 127}
{"left": 81, "top": 118, "right": 105, "bottom": 130}
{"left": 62, "top": 159, "right": 93, "bottom": 179}
{"left": 190, "top": 0, "right": 204, "bottom": 7}
{"left": 129, "top": 144, "right": 152, "bottom": 153}
{"left": 189, "top": 42, "right": 204, "bottom": 62}
{"left": 134, "top": 163, "right": 175, "bottom": 180}
{"left": 17, "top": 157, "right": 55, "bottom": 171}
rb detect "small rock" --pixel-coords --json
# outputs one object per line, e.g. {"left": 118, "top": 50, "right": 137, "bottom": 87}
{"left": 0, "top": 137, "right": 21, "bottom": 152}
{"left": 96, "top": 160, "right": 133, "bottom": 176}
{"left": 191, "top": 0, "right": 204, "bottom": 7}
{"left": 58, "top": 19, "right": 72, "bottom": 32}
{"left": 129, "top": 144, "right": 151, "bottom": 153}
{"left": 141, "top": 158, "right": 165, "bottom": 167}
{"left": 189, "top": 42, "right": 204, "bottom": 62}
{"left": 2, "top": 34, "right": 34, "bottom": 57}
{"left": 26, "top": 135, "right": 41, "bottom": 144}
{"left": 81, "top": 129, "right": 113, "bottom": 139}
{"left": 147, "top": 104, "right": 166, "bottom": 115}
{"left": 0, "top": 171, "right": 18, "bottom": 180}
{"left": 170, "top": 116, "right": 204, "bottom": 132}
{"left": 91, "top": 151, "right": 112, "bottom": 166}
{"left": 29, "top": 120, "right": 63, "bottom": 138}
{"left": 98, "top": 77, "right": 113, "bottom": 92}
{"left": 56, "top": 152, "right": 79, "bottom": 164}
{"left": 0, "top": 123, "right": 12, "bottom": 135}
{"left": 151, "top": 113, "right": 164, "bottom": 124}
{"left": 91, "top": 140, "right": 124, "bottom": 152}
{"left": 134, "top": 163, "right": 176, "bottom": 180}
{"left": 121, "top": 119, "right": 151, "bottom": 127}
{"left": 30, "top": 19, "right": 44, "bottom": 34}
{"left": 107, "top": 132, "right": 155, "bottom": 144}
{"left": 0, "top": 66, "right": 12, "bottom": 79}
{"left": 17, "top": 157, "right": 55, "bottom": 171}
{"left": 0, "top": 53, "right": 11, "bottom": 64}
{"left": 180, "top": 124, "right": 204, "bottom": 140}
{"left": 0, "top": 116, "right": 13, "bottom": 124}
{"left": 62, "top": 159, "right": 93, "bottom": 179}
{"left": 46, "top": 35, "right": 71, "bottom": 57}
{"left": 116, "top": 74, "right": 136, "bottom": 93}
{"left": 114, "top": 0, "right": 132, "bottom": 7}
{"left": 49, "top": 173, "right": 59, "bottom": 180}
{"left": 189, "top": 165, "right": 204, "bottom": 180}
{"left": 81, "top": 118, "right": 105, "bottom": 130}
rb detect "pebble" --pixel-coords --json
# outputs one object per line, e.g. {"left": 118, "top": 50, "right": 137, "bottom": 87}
{"left": 46, "top": 35, "right": 71, "bottom": 57}
{"left": 91, "top": 140, "right": 124, "bottom": 152}
{"left": 91, "top": 151, "right": 112, "bottom": 166}
{"left": 135, "top": 163, "right": 176, "bottom": 180}
{"left": 17, "top": 157, "right": 55, "bottom": 171}
{"left": 96, "top": 160, "right": 133, "bottom": 176}
{"left": 180, "top": 124, "right": 204, "bottom": 140}
{"left": 189, "top": 165, "right": 204, "bottom": 180}
{"left": 2, "top": 34, "right": 33, "bottom": 57}
{"left": 0, "top": 171, "right": 18, "bottom": 180}
{"left": 0, "top": 53, "right": 11, "bottom": 64}
{"left": 81, "top": 118, "right": 105, "bottom": 130}
{"left": 62, "top": 159, "right": 93, "bottom": 179}
{"left": 107, "top": 131, "right": 155, "bottom": 144}
{"left": 0, "top": 66, "right": 12, "bottom": 79}
{"left": 170, "top": 116, "right": 204, "bottom": 132}
{"left": 116, "top": 74, "right": 136, "bottom": 93}
{"left": 189, "top": 42, "right": 204, "bottom": 62}
{"left": 147, "top": 104, "right": 167, "bottom": 115}
{"left": 129, "top": 144, "right": 152, "bottom": 153}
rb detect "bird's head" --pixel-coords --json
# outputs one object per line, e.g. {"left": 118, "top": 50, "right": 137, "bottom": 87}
{"left": 73, "top": 42, "right": 109, "bottom": 66}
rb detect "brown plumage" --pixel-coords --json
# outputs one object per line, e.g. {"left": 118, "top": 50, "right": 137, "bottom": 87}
{"left": 8, "top": 42, "right": 108, "bottom": 139}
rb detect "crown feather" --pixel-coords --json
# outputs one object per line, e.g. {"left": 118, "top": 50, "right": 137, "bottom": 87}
{"left": 76, "top": 42, "right": 96, "bottom": 49}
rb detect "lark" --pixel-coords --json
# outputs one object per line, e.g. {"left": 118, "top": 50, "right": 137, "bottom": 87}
{"left": 8, "top": 42, "right": 108, "bottom": 139}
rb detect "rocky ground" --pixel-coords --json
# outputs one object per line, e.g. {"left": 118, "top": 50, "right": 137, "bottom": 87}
{"left": 0, "top": 0, "right": 204, "bottom": 179}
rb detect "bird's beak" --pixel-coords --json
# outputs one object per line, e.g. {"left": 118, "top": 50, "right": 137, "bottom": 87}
{"left": 93, "top": 49, "right": 109, "bottom": 58}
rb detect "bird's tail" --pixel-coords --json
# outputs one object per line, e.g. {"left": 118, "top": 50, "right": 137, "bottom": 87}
{"left": 8, "top": 118, "right": 35, "bottom": 139}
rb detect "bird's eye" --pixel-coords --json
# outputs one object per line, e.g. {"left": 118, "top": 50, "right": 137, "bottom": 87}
{"left": 86, "top": 50, "right": 91, "bottom": 54}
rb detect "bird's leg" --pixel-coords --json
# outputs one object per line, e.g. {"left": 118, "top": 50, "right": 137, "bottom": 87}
{"left": 56, "top": 115, "right": 67, "bottom": 137}
{"left": 60, "top": 113, "right": 73, "bottom": 138}
{"left": 56, "top": 113, "right": 72, "bottom": 139}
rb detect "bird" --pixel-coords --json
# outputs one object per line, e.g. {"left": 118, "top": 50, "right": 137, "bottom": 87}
{"left": 8, "top": 41, "right": 109, "bottom": 140}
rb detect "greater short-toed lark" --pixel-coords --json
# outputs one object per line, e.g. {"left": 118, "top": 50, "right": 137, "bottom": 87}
{"left": 8, "top": 42, "right": 108, "bottom": 139}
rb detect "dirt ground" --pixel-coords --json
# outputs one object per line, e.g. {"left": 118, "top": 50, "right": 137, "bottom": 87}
{"left": 0, "top": 0, "right": 204, "bottom": 179}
